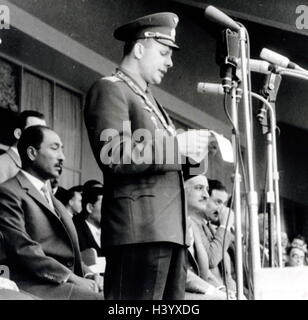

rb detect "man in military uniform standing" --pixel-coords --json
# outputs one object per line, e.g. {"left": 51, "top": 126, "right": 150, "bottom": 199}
{"left": 84, "top": 12, "right": 211, "bottom": 300}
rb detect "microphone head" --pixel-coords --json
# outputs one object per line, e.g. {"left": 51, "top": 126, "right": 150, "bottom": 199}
{"left": 260, "top": 48, "right": 290, "bottom": 68}
{"left": 249, "top": 59, "right": 271, "bottom": 74}
{"left": 197, "top": 82, "right": 224, "bottom": 96}
{"left": 204, "top": 5, "right": 240, "bottom": 32}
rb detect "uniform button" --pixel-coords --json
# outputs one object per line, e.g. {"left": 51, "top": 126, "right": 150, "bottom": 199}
{"left": 66, "top": 261, "right": 73, "bottom": 267}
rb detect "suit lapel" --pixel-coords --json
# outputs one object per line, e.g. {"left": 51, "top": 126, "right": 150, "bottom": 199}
{"left": 16, "top": 172, "right": 58, "bottom": 219}
{"left": 84, "top": 222, "right": 100, "bottom": 250}
{"left": 16, "top": 172, "right": 83, "bottom": 275}
{"left": 16, "top": 172, "right": 79, "bottom": 250}
{"left": 52, "top": 196, "right": 79, "bottom": 243}
{"left": 51, "top": 196, "right": 83, "bottom": 268}
{"left": 202, "top": 220, "right": 214, "bottom": 239}
{"left": 188, "top": 220, "right": 200, "bottom": 275}
{"left": 7, "top": 148, "right": 21, "bottom": 168}
{"left": 191, "top": 216, "right": 210, "bottom": 280}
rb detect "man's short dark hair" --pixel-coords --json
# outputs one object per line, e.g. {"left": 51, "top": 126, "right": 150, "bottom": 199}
{"left": 123, "top": 39, "right": 150, "bottom": 57}
{"left": 17, "top": 125, "right": 52, "bottom": 167}
{"left": 69, "top": 185, "right": 83, "bottom": 194}
{"left": 81, "top": 186, "right": 104, "bottom": 217}
{"left": 58, "top": 186, "right": 82, "bottom": 207}
{"left": 83, "top": 180, "right": 103, "bottom": 193}
{"left": 208, "top": 179, "right": 228, "bottom": 196}
{"left": 123, "top": 40, "right": 137, "bottom": 57}
{"left": 59, "top": 189, "right": 76, "bottom": 207}
{"left": 16, "top": 110, "right": 45, "bottom": 131}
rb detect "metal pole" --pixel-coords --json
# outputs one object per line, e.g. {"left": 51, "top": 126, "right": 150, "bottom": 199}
{"left": 266, "top": 132, "right": 276, "bottom": 267}
{"left": 230, "top": 83, "right": 245, "bottom": 299}
{"left": 238, "top": 27, "right": 261, "bottom": 296}
{"left": 270, "top": 110, "right": 283, "bottom": 267}
{"left": 251, "top": 92, "right": 283, "bottom": 267}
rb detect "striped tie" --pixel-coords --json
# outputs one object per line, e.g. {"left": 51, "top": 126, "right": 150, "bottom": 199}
{"left": 41, "top": 185, "right": 54, "bottom": 210}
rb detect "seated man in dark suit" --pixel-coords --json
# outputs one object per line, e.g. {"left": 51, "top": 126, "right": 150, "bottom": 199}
{"left": 73, "top": 185, "right": 104, "bottom": 257}
{"left": 0, "top": 125, "right": 104, "bottom": 299}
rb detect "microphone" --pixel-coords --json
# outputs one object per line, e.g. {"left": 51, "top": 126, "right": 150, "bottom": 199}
{"left": 204, "top": 5, "right": 240, "bottom": 32}
{"left": 216, "top": 29, "right": 240, "bottom": 93}
{"left": 249, "top": 59, "right": 272, "bottom": 74}
{"left": 197, "top": 82, "right": 224, "bottom": 95}
{"left": 260, "top": 48, "right": 305, "bottom": 71}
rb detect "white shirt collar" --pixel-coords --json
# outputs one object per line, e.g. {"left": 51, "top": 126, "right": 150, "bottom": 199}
{"left": 21, "top": 170, "right": 46, "bottom": 194}
{"left": 10, "top": 146, "right": 19, "bottom": 155}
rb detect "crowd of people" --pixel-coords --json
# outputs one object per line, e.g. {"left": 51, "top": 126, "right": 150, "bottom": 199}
{"left": 0, "top": 11, "right": 307, "bottom": 300}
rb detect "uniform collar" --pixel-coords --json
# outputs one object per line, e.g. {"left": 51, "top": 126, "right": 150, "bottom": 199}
{"left": 118, "top": 66, "right": 149, "bottom": 92}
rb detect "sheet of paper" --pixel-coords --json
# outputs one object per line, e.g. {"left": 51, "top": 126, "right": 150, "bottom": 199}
{"left": 177, "top": 129, "right": 234, "bottom": 163}
{"left": 210, "top": 130, "right": 234, "bottom": 163}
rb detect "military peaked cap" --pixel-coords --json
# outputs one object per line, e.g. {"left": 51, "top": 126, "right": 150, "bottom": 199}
{"left": 114, "top": 12, "right": 179, "bottom": 49}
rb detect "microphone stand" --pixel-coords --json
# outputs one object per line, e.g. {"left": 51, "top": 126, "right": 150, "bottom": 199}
{"left": 257, "top": 72, "right": 282, "bottom": 267}
{"left": 230, "top": 81, "right": 245, "bottom": 299}
{"left": 253, "top": 90, "right": 283, "bottom": 269}
{"left": 238, "top": 27, "right": 261, "bottom": 296}
{"left": 217, "top": 27, "right": 246, "bottom": 299}
{"left": 258, "top": 65, "right": 308, "bottom": 267}
{"left": 272, "top": 100, "right": 283, "bottom": 268}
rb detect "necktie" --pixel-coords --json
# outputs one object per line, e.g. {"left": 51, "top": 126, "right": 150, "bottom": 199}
{"left": 41, "top": 185, "right": 54, "bottom": 210}
{"left": 207, "top": 221, "right": 215, "bottom": 236}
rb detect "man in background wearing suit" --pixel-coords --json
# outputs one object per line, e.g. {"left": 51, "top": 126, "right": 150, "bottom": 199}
{"left": 184, "top": 174, "right": 233, "bottom": 300}
{"left": 203, "top": 180, "right": 236, "bottom": 293}
{"left": 0, "top": 125, "right": 104, "bottom": 299}
{"left": 73, "top": 185, "right": 104, "bottom": 257}
{"left": 0, "top": 110, "right": 46, "bottom": 184}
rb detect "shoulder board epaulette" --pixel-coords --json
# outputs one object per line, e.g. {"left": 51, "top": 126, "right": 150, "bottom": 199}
{"left": 102, "top": 76, "right": 122, "bottom": 83}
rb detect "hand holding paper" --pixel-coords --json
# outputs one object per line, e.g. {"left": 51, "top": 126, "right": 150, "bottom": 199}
{"left": 177, "top": 129, "right": 212, "bottom": 163}
{"left": 209, "top": 130, "right": 234, "bottom": 163}
{"left": 177, "top": 129, "right": 234, "bottom": 163}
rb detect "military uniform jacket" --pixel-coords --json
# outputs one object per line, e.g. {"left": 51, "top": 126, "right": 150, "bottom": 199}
{"left": 0, "top": 148, "right": 21, "bottom": 184}
{"left": 84, "top": 68, "right": 189, "bottom": 247}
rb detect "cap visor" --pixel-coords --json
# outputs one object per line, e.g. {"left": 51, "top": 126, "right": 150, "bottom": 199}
{"left": 155, "top": 38, "right": 179, "bottom": 49}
